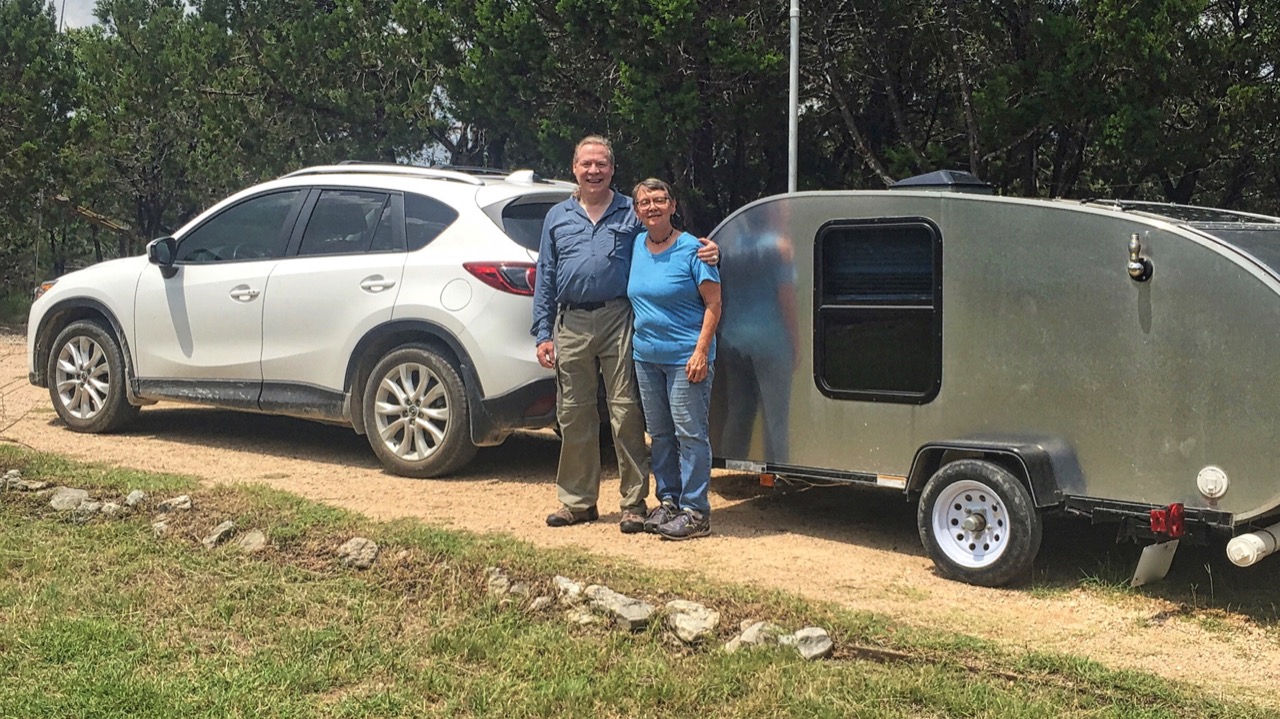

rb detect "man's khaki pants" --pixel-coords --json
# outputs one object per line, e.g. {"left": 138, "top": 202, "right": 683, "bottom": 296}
{"left": 553, "top": 299, "right": 650, "bottom": 513}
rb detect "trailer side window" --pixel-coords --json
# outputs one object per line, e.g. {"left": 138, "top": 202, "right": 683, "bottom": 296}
{"left": 815, "top": 219, "right": 942, "bottom": 403}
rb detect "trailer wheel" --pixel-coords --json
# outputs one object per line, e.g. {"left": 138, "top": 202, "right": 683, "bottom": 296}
{"left": 917, "top": 459, "right": 1042, "bottom": 587}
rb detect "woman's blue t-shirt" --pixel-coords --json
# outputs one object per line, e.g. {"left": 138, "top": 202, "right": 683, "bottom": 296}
{"left": 627, "top": 231, "right": 720, "bottom": 365}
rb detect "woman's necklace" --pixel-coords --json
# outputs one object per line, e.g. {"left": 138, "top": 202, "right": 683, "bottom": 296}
{"left": 649, "top": 227, "right": 677, "bottom": 246}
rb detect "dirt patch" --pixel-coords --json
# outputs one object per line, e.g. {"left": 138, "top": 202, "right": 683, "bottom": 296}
{"left": 3, "top": 331, "right": 1278, "bottom": 706}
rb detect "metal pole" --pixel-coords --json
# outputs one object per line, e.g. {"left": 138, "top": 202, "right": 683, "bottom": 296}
{"left": 788, "top": 0, "right": 799, "bottom": 193}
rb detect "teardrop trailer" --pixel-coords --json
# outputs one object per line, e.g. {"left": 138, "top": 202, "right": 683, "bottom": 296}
{"left": 709, "top": 171, "right": 1280, "bottom": 587}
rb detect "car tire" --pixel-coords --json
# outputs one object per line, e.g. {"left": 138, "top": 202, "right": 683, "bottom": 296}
{"left": 362, "top": 345, "right": 477, "bottom": 478}
{"left": 47, "top": 319, "right": 140, "bottom": 433}
{"left": 917, "top": 459, "right": 1042, "bottom": 587}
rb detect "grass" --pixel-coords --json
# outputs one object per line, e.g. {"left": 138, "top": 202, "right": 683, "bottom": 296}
{"left": 0, "top": 445, "right": 1274, "bottom": 718}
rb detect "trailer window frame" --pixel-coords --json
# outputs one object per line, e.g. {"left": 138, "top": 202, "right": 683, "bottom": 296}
{"left": 813, "top": 217, "right": 943, "bottom": 404}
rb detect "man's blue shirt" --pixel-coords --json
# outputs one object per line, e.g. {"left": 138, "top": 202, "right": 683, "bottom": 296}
{"left": 531, "top": 191, "right": 642, "bottom": 344}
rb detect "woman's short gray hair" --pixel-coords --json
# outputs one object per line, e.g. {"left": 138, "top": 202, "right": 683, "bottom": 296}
{"left": 631, "top": 177, "right": 674, "bottom": 202}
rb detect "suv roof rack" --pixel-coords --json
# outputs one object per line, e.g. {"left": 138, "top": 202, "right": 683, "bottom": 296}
{"left": 281, "top": 163, "right": 486, "bottom": 186}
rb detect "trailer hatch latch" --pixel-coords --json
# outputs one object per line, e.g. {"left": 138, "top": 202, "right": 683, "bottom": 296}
{"left": 1127, "top": 233, "right": 1153, "bottom": 282}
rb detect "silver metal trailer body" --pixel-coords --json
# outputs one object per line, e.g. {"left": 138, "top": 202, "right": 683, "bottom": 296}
{"left": 709, "top": 189, "right": 1280, "bottom": 585}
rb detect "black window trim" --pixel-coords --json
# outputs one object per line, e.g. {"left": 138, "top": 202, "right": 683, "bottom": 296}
{"left": 175, "top": 188, "right": 307, "bottom": 264}
{"left": 283, "top": 187, "right": 407, "bottom": 257}
{"left": 813, "top": 216, "right": 943, "bottom": 404}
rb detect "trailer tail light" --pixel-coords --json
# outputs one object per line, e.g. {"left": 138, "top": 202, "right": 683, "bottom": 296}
{"left": 464, "top": 262, "right": 536, "bottom": 296}
{"left": 1149, "top": 503, "right": 1185, "bottom": 539}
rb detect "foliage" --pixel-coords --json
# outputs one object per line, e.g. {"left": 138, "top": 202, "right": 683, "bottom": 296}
{"left": 1, "top": 0, "right": 1278, "bottom": 291}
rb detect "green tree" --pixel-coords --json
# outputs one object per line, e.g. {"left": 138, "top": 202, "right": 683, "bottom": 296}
{"left": 0, "top": 0, "right": 73, "bottom": 297}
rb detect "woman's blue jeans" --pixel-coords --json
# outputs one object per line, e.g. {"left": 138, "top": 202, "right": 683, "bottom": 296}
{"left": 634, "top": 360, "right": 714, "bottom": 515}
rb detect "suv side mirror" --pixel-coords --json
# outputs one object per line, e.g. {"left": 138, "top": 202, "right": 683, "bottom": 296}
{"left": 147, "top": 236, "right": 178, "bottom": 278}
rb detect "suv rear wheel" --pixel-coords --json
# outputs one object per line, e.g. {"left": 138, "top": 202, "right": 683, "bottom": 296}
{"left": 362, "top": 345, "right": 477, "bottom": 477}
{"left": 47, "top": 320, "right": 140, "bottom": 433}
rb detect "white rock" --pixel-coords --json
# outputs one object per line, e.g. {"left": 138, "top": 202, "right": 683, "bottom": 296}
{"left": 665, "top": 600, "right": 720, "bottom": 644}
{"left": 337, "top": 537, "right": 379, "bottom": 569}
{"left": 236, "top": 529, "right": 267, "bottom": 553}
{"left": 202, "top": 520, "right": 237, "bottom": 549}
{"left": 156, "top": 495, "right": 192, "bottom": 512}
{"left": 49, "top": 487, "right": 89, "bottom": 511}
{"left": 789, "top": 627, "right": 834, "bottom": 660}
{"left": 554, "top": 575, "right": 584, "bottom": 605}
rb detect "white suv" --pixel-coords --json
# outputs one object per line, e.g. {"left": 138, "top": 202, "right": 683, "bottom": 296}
{"left": 27, "top": 164, "right": 573, "bottom": 477}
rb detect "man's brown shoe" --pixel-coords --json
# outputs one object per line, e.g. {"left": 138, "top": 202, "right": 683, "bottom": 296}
{"left": 619, "top": 509, "right": 646, "bottom": 534}
{"left": 546, "top": 505, "right": 599, "bottom": 527}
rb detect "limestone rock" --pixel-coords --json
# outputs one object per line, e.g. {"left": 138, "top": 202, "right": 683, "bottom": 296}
{"left": 236, "top": 529, "right": 267, "bottom": 553}
{"left": 202, "top": 520, "right": 236, "bottom": 549}
{"left": 2, "top": 470, "right": 49, "bottom": 492}
{"left": 529, "top": 596, "right": 553, "bottom": 612}
{"left": 787, "top": 627, "right": 833, "bottom": 660}
{"left": 485, "top": 567, "right": 511, "bottom": 595}
{"left": 565, "top": 607, "right": 599, "bottom": 626}
{"left": 101, "top": 502, "right": 124, "bottom": 518}
{"left": 584, "top": 584, "right": 654, "bottom": 631}
{"left": 152, "top": 518, "right": 170, "bottom": 537}
{"left": 337, "top": 537, "right": 379, "bottom": 569}
{"left": 124, "top": 490, "right": 147, "bottom": 507}
{"left": 665, "top": 600, "right": 720, "bottom": 644}
{"left": 49, "top": 487, "right": 89, "bottom": 511}
{"left": 156, "top": 495, "right": 192, "bottom": 512}
{"left": 724, "top": 620, "right": 789, "bottom": 654}
{"left": 554, "top": 575, "right": 584, "bottom": 605}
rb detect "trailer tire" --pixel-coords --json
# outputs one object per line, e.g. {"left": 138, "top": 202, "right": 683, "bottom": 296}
{"left": 918, "top": 459, "right": 1042, "bottom": 587}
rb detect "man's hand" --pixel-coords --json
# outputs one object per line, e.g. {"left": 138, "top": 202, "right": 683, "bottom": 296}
{"left": 695, "top": 237, "right": 720, "bottom": 266}
{"left": 536, "top": 341, "right": 556, "bottom": 369}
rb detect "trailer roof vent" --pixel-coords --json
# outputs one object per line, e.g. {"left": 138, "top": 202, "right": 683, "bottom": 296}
{"left": 890, "top": 170, "right": 994, "bottom": 195}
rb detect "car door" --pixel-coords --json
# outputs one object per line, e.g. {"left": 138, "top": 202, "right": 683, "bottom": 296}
{"left": 132, "top": 189, "right": 303, "bottom": 406}
{"left": 258, "top": 188, "right": 408, "bottom": 412}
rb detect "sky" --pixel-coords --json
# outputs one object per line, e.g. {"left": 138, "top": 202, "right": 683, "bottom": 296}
{"left": 54, "top": 0, "right": 98, "bottom": 29}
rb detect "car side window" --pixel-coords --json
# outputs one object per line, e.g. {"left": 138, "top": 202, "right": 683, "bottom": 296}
{"left": 177, "top": 190, "right": 302, "bottom": 263}
{"left": 404, "top": 192, "right": 460, "bottom": 251}
{"left": 298, "top": 190, "right": 392, "bottom": 256}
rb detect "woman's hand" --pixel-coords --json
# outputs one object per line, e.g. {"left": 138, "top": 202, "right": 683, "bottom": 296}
{"left": 686, "top": 348, "right": 709, "bottom": 383}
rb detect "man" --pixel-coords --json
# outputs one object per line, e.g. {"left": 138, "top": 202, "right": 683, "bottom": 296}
{"left": 532, "top": 135, "right": 718, "bottom": 532}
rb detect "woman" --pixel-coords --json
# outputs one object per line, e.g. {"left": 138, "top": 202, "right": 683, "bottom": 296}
{"left": 627, "top": 178, "right": 722, "bottom": 540}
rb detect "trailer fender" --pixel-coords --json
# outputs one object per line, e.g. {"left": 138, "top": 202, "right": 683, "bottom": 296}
{"left": 907, "top": 437, "right": 1082, "bottom": 509}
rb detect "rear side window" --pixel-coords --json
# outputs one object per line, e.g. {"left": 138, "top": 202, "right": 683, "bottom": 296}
{"left": 501, "top": 201, "right": 557, "bottom": 251}
{"left": 815, "top": 219, "right": 942, "bottom": 403}
{"left": 298, "top": 190, "right": 391, "bottom": 256}
{"left": 404, "top": 193, "right": 459, "bottom": 251}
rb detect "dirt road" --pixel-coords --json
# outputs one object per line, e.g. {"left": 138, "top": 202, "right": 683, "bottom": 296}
{"left": 3, "top": 330, "right": 1279, "bottom": 706}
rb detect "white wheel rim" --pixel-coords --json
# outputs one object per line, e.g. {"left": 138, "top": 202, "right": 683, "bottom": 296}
{"left": 54, "top": 335, "right": 111, "bottom": 420}
{"left": 372, "top": 362, "right": 449, "bottom": 461}
{"left": 931, "top": 479, "right": 1011, "bottom": 569}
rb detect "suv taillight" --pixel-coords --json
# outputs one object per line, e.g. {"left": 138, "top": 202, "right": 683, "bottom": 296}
{"left": 463, "top": 262, "right": 537, "bottom": 296}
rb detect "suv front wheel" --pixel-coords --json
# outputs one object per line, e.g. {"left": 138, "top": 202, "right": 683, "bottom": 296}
{"left": 362, "top": 345, "right": 477, "bottom": 478}
{"left": 47, "top": 319, "right": 140, "bottom": 433}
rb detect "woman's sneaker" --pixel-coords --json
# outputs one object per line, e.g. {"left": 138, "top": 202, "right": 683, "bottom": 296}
{"left": 644, "top": 500, "right": 679, "bottom": 534}
{"left": 656, "top": 509, "right": 710, "bottom": 541}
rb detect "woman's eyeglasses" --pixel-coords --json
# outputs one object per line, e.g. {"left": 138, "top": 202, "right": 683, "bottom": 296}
{"left": 636, "top": 196, "right": 671, "bottom": 209}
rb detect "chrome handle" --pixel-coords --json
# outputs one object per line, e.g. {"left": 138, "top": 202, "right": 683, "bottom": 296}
{"left": 1127, "top": 233, "right": 1153, "bottom": 282}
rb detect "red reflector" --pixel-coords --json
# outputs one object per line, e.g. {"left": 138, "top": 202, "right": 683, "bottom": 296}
{"left": 1150, "top": 508, "right": 1168, "bottom": 534}
{"left": 1168, "top": 503, "right": 1185, "bottom": 539}
{"left": 464, "top": 262, "right": 536, "bottom": 296}
{"left": 1149, "top": 503, "right": 1186, "bottom": 538}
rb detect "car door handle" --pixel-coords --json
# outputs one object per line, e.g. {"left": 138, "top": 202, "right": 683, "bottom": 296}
{"left": 360, "top": 276, "right": 397, "bottom": 293}
{"left": 229, "top": 285, "right": 261, "bottom": 302}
